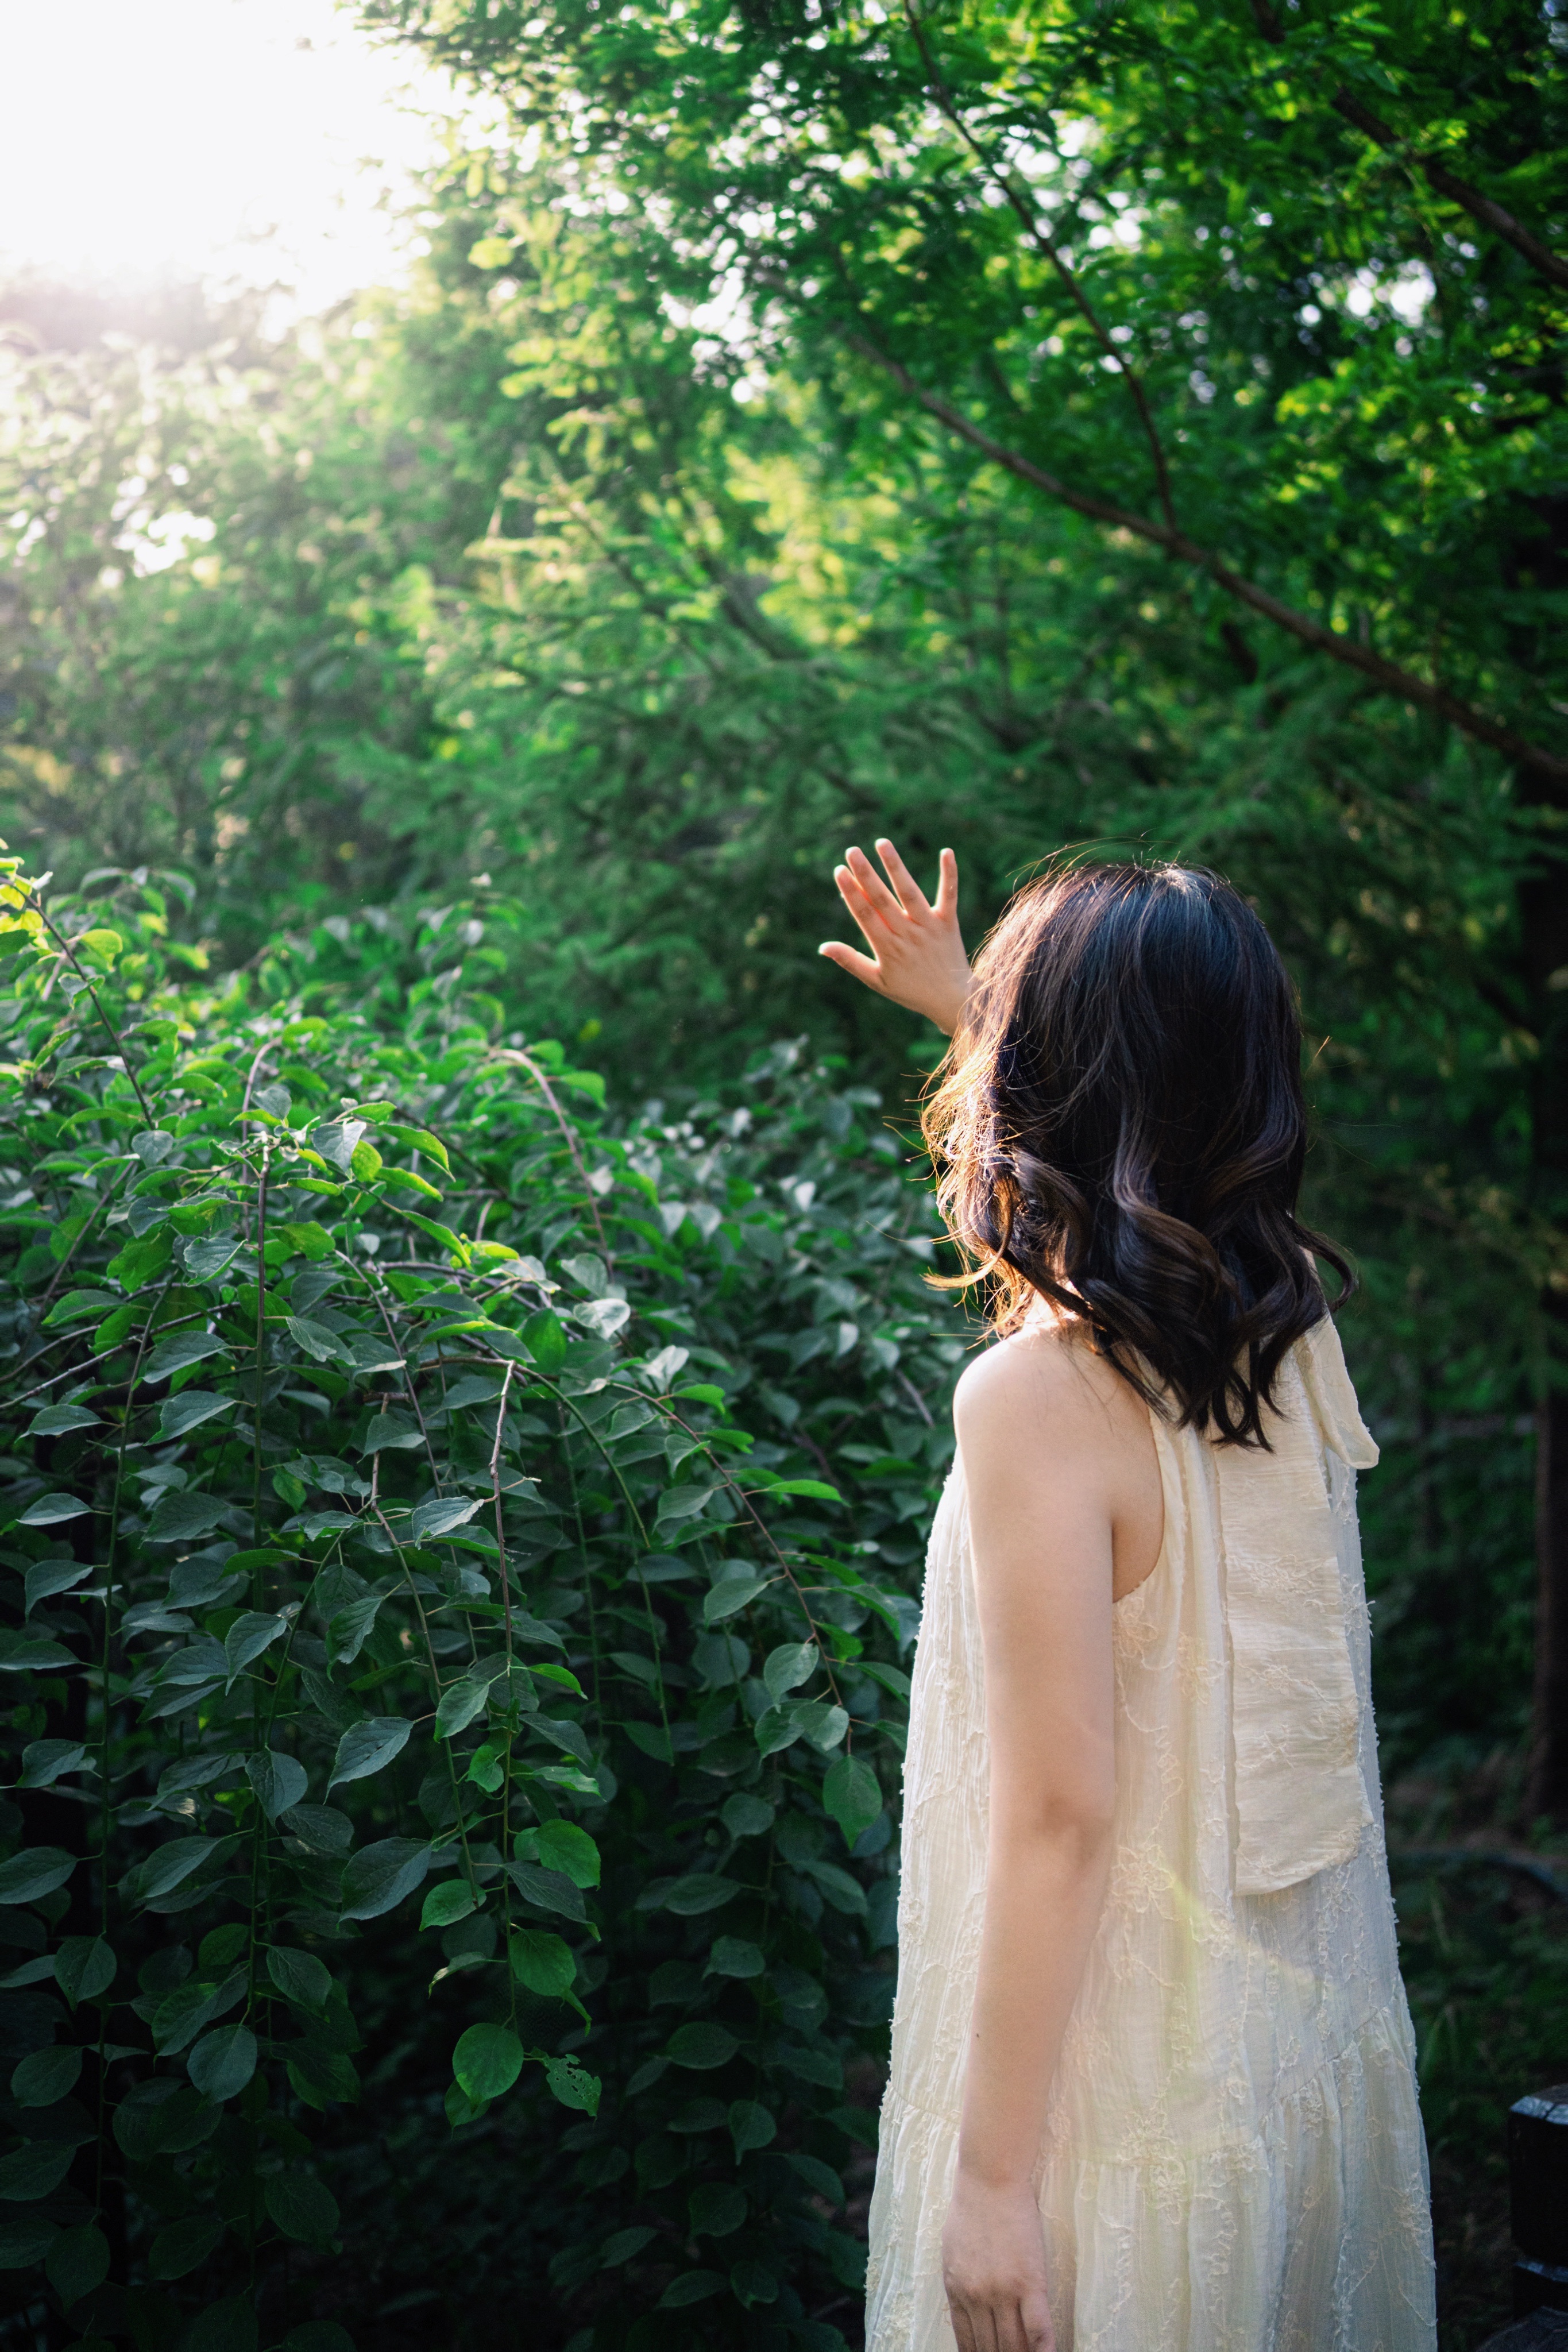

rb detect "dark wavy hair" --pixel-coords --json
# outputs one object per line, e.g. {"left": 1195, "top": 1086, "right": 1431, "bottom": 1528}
{"left": 922, "top": 859, "right": 1351, "bottom": 1445}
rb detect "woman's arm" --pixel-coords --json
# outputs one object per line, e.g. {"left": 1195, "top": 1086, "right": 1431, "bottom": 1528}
{"left": 817, "top": 837, "right": 973, "bottom": 1034}
{"left": 941, "top": 1336, "right": 1130, "bottom": 2352}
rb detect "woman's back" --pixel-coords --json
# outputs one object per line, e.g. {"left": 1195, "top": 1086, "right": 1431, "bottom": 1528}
{"left": 866, "top": 1317, "right": 1436, "bottom": 2351}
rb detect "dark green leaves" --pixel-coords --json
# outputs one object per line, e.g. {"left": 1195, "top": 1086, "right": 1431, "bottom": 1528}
{"left": 143, "top": 1330, "right": 230, "bottom": 1384}
{"left": 11, "top": 2045, "right": 82, "bottom": 2107}
{"left": 0, "top": 1847, "right": 75, "bottom": 1905}
{"left": 267, "top": 1947, "right": 332, "bottom": 2011}
{"left": 823, "top": 1754, "right": 882, "bottom": 1850}
{"left": 327, "top": 1717, "right": 411, "bottom": 1791}
{"left": 452, "top": 2023, "right": 523, "bottom": 2102}
{"left": 188, "top": 2023, "right": 257, "bottom": 2102}
{"left": 338, "top": 1838, "right": 431, "bottom": 1921}
{"left": 245, "top": 1749, "right": 309, "bottom": 1820}
{"left": 265, "top": 2172, "right": 341, "bottom": 2247}
{"left": 665, "top": 2023, "right": 739, "bottom": 2071}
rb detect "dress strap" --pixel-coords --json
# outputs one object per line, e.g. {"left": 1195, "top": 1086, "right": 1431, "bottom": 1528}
{"left": 1215, "top": 1318, "right": 1374, "bottom": 1897}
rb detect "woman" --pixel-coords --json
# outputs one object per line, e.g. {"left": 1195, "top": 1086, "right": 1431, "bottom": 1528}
{"left": 820, "top": 843, "right": 1436, "bottom": 2352}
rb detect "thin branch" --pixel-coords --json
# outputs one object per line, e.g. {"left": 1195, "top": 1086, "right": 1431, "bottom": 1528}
{"left": 904, "top": 6, "right": 1179, "bottom": 534}
{"left": 1247, "top": 0, "right": 1568, "bottom": 297}
{"left": 851, "top": 335, "right": 1568, "bottom": 787}
{"left": 491, "top": 1049, "right": 612, "bottom": 1259}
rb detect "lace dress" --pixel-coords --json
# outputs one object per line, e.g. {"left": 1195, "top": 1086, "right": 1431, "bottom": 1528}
{"left": 865, "top": 1318, "right": 1436, "bottom": 2352}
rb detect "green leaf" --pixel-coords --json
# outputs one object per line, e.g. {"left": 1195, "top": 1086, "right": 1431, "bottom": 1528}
{"left": 151, "top": 1971, "right": 246, "bottom": 2054}
{"left": 326, "top": 1593, "right": 383, "bottom": 1666}
{"left": 183, "top": 2294, "right": 259, "bottom": 2352}
{"left": 0, "top": 1845, "right": 75, "bottom": 1905}
{"left": 19, "top": 1739, "right": 91, "bottom": 1790}
{"left": 280, "top": 1220, "right": 335, "bottom": 1260}
{"left": 22, "top": 1558, "right": 92, "bottom": 1615}
{"left": 705, "top": 1937, "right": 764, "bottom": 1979}
{"left": 143, "top": 1328, "right": 230, "bottom": 1382}
{"left": 148, "top": 2215, "right": 225, "bottom": 2280}
{"left": 702, "top": 1569, "right": 770, "bottom": 1623}
{"left": 823, "top": 1754, "right": 882, "bottom": 1849}
{"left": 184, "top": 1237, "right": 244, "bottom": 1283}
{"left": 796, "top": 1856, "right": 868, "bottom": 1917}
{"left": 544, "top": 2054, "right": 601, "bottom": 2114}
{"left": 245, "top": 1749, "right": 308, "bottom": 1820}
{"left": 409, "top": 1492, "right": 484, "bottom": 1542}
{"left": 266, "top": 1947, "right": 332, "bottom": 2011}
{"left": 93, "top": 1304, "right": 137, "bottom": 1351}
{"left": 621, "top": 1720, "right": 673, "bottom": 1764}
{"left": 666, "top": 2022, "right": 739, "bottom": 2070}
{"left": 532, "top": 1820, "right": 600, "bottom": 1888}
{"left": 728, "top": 2099, "right": 777, "bottom": 2158}
{"left": 787, "top": 2150, "right": 845, "bottom": 2207}
{"left": 600, "top": 2223, "right": 657, "bottom": 2266}
{"left": 338, "top": 1837, "right": 431, "bottom": 1921}
{"left": 0, "top": 1628, "right": 76, "bottom": 1673}
{"left": 286, "top": 1315, "right": 349, "bottom": 1365}
{"left": 419, "top": 1879, "right": 480, "bottom": 1932}
{"left": 134, "top": 1834, "right": 242, "bottom": 1906}
{"left": 54, "top": 1935, "right": 115, "bottom": 2007}
{"left": 731, "top": 2257, "right": 781, "bottom": 2307}
{"left": 753, "top": 1704, "right": 804, "bottom": 1758}
{"left": 223, "top": 1610, "right": 288, "bottom": 1685}
{"left": 792, "top": 1700, "right": 849, "bottom": 1753}
{"left": 384, "top": 1123, "right": 450, "bottom": 1172}
{"left": 453, "top": 2022, "right": 523, "bottom": 2102}
{"left": 662, "top": 1875, "right": 740, "bottom": 1917}
{"left": 328, "top": 1716, "right": 412, "bottom": 1791}
{"left": 188, "top": 2022, "right": 257, "bottom": 2102}
{"left": 45, "top": 2221, "right": 109, "bottom": 2308}
{"left": 689, "top": 2182, "right": 746, "bottom": 2239}
{"left": 148, "top": 1489, "right": 231, "bottom": 1544}
{"left": 0, "top": 2140, "right": 75, "bottom": 2200}
{"left": 0, "top": 2214, "right": 56, "bottom": 2266}
{"left": 11, "top": 2044, "right": 82, "bottom": 2107}
{"left": 26, "top": 1402, "right": 101, "bottom": 1435}
{"left": 509, "top": 1929, "right": 575, "bottom": 1999}
{"left": 362, "top": 1411, "right": 422, "bottom": 1451}
{"left": 265, "top": 2170, "right": 341, "bottom": 2246}
{"left": 156, "top": 1389, "right": 236, "bottom": 1440}
{"left": 434, "top": 1677, "right": 491, "bottom": 1740}
{"left": 522, "top": 1308, "right": 566, "bottom": 1372}
{"left": 41, "top": 1289, "right": 120, "bottom": 1330}
{"left": 658, "top": 2270, "right": 727, "bottom": 2309}
{"left": 763, "top": 1640, "right": 817, "bottom": 1702}
{"left": 14, "top": 1493, "right": 90, "bottom": 1527}
{"left": 506, "top": 1860, "right": 588, "bottom": 1922}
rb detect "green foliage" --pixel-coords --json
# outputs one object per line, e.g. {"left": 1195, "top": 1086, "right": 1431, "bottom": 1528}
{"left": 0, "top": 848, "right": 968, "bottom": 2345}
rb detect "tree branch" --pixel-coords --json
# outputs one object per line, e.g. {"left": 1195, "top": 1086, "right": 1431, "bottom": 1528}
{"left": 904, "top": 5, "right": 1180, "bottom": 533}
{"left": 1330, "top": 87, "right": 1568, "bottom": 297}
{"left": 851, "top": 335, "right": 1568, "bottom": 786}
{"left": 1248, "top": 0, "right": 1568, "bottom": 296}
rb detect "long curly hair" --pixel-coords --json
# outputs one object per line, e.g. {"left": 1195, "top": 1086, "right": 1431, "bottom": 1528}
{"left": 922, "top": 858, "right": 1351, "bottom": 1445}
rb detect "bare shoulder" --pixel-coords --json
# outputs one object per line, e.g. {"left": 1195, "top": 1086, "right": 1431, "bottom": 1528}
{"left": 953, "top": 1321, "right": 1143, "bottom": 1453}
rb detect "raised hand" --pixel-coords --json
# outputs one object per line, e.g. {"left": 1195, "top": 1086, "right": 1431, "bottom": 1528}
{"left": 818, "top": 837, "right": 974, "bottom": 1036}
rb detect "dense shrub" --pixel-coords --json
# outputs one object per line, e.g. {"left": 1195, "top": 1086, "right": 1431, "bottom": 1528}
{"left": 0, "top": 852, "right": 967, "bottom": 2350}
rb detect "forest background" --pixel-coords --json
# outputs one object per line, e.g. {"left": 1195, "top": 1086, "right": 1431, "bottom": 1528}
{"left": 1, "top": 0, "right": 1566, "bottom": 2345}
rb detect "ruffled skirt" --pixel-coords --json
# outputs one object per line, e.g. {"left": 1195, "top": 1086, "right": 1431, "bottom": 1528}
{"left": 864, "top": 2003, "right": 1436, "bottom": 2352}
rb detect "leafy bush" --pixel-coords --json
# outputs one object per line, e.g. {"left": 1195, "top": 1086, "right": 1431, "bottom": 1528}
{"left": 0, "top": 851, "right": 967, "bottom": 2349}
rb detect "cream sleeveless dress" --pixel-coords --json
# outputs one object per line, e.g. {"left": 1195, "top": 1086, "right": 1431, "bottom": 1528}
{"left": 865, "top": 1316, "right": 1436, "bottom": 2352}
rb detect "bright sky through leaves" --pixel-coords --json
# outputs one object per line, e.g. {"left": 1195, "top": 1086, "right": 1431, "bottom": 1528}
{"left": 0, "top": 0, "right": 454, "bottom": 314}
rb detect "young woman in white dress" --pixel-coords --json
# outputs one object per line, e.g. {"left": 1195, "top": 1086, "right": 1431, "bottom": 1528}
{"left": 820, "top": 843, "right": 1437, "bottom": 2352}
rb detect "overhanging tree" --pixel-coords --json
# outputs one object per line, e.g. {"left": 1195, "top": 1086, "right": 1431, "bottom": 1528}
{"left": 358, "top": 0, "right": 1568, "bottom": 1814}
